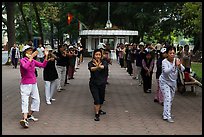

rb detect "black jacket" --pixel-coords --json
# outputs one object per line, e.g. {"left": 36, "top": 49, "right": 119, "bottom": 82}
{"left": 43, "top": 60, "right": 58, "bottom": 81}
{"left": 88, "top": 60, "right": 108, "bottom": 85}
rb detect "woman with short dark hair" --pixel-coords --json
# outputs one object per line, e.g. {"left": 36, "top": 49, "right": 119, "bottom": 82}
{"left": 159, "top": 46, "right": 185, "bottom": 123}
{"left": 88, "top": 49, "right": 108, "bottom": 121}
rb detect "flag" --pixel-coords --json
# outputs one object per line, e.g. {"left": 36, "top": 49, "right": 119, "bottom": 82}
{"left": 67, "top": 13, "right": 73, "bottom": 25}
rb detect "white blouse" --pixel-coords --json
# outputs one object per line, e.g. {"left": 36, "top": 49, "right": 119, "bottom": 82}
{"left": 159, "top": 58, "right": 185, "bottom": 87}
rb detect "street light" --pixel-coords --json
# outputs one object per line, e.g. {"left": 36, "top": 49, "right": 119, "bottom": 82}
{"left": 105, "top": 2, "right": 112, "bottom": 29}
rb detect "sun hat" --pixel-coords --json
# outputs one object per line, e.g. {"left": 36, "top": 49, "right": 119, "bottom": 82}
{"left": 45, "top": 45, "right": 53, "bottom": 51}
{"left": 22, "top": 45, "right": 33, "bottom": 52}
{"left": 125, "top": 42, "right": 129, "bottom": 45}
{"left": 69, "top": 46, "right": 74, "bottom": 49}
{"left": 139, "top": 42, "right": 145, "bottom": 46}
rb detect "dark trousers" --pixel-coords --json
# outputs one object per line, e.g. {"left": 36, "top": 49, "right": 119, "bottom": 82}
{"left": 11, "top": 58, "right": 18, "bottom": 68}
{"left": 68, "top": 66, "right": 75, "bottom": 79}
{"left": 89, "top": 83, "right": 106, "bottom": 105}
{"left": 65, "top": 65, "right": 69, "bottom": 84}
{"left": 142, "top": 73, "right": 153, "bottom": 92}
{"left": 126, "top": 60, "right": 133, "bottom": 75}
{"left": 119, "top": 58, "right": 124, "bottom": 68}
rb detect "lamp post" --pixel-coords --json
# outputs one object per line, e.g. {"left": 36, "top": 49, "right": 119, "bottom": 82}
{"left": 105, "top": 2, "right": 112, "bottom": 29}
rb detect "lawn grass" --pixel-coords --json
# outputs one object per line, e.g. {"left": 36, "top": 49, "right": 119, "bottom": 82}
{"left": 191, "top": 62, "right": 202, "bottom": 79}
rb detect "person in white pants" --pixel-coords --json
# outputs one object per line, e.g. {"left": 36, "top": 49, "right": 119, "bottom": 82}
{"left": 54, "top": 44, "right": 68, "bottom": 92}
{"left": 43, "top": 45, "right": 58, "bottom": 104}
{"left": 44, "top": 80, "right": 57, "bottom": 104}
{"left": 159, "top": 46, "right": 185, "bottom": 123}
{"left": 19, "top": 45, "right": 48, "bottom": 128}
{"left": 20, "top": 83, "right": 40, "bottom": 114}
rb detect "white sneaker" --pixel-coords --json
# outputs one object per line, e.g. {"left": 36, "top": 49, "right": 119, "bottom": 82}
{"left": 50, "top": 98, "right": 56, "bottom": 101}
{"left": 20, "top": 119, "right": 29, "bottom": 128}
{"left": 46, "top": 101, "right": 51, "bottom": 105}
{"left": 27, "top": 115, "right": 39, "bottom": 121}
{"left": 167, "top": 118, "right": 174, "bottom": 123}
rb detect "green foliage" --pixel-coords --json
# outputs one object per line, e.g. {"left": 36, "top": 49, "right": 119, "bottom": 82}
{"left": 191, "top": 62, "right": 202, "bottom": 79}
{"left": 179, "top": 2, "right": 202, "bottom": 37}
{"left": 3, "top": 2, "right": 202, "bottom": 49}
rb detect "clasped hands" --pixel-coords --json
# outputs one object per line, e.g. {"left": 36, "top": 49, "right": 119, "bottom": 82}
{"left": 92, "top": 59, "right": 104, "bottom": 70}
{"left": 146, "top": 69, "right": 151, "bottom": 76}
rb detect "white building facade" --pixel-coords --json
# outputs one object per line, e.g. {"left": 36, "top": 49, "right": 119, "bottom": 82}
{"left": 79, "top": 29, "right": 138, "bottom": 59}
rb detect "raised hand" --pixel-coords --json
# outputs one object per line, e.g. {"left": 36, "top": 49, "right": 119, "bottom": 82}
{"left": 44, "top": 49, "right": 49, "bottom": 56}
{"left": 92, "top": 59, "right": 98, "bottom": 66}
{"left": 175, "top": 58, "right": 181, "bottom": 68}
{"left": 31, "top": 51, "right": 39, "bottom": 58}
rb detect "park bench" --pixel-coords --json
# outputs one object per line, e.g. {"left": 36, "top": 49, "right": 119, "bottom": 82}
{"left": 184, "top": 76, "right": 202, "bottom": 95}
{"left": 177, "top": 71, "right": 202, "bottom": 95}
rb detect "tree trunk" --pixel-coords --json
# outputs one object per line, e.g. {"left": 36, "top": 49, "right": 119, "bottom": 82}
{"left": 199, "top": 31, "right": 202, "bottom": 51}
{"left": 193, "top": 32, "right": 201, "bottom": 53}
{"left": 50, "top": 21, "right": 54, "bottom": 49}
{"left": 55, "top": 23, "right": 60, "bottom": 47}
{"left": 33, "top": 2, "right": 44, "bottom": 46}
{"left": 5, "top": 2, "right": 16, "bottom": 56}
{"left": 18, "top": 2, "right": 32, "bottom": 40}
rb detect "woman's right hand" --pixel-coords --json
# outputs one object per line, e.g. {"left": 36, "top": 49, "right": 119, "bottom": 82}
{"left": 31, "top": 51, "right": 38, "bottom": 58}
{"left": 175, "top": 58, "right": 181, "bottom": 67}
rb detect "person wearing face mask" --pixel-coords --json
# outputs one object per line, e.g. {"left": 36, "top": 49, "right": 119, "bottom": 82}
{"left": 159, "top": 46, "right": 185, "bottom": 123}
{"left": 88, "top": 49, "right": 108, "bottom": 121}
{"left": 19, "top": 45, "right": 48, "bottom": 128}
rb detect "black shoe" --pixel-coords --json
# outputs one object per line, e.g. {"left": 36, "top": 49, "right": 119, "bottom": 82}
{"left": 99, "top": 110, "right": 106, "bottom": 115}
{"left": 154, "top": 99, "right": 159, "bottom": 102}
{"left": 65, "top": 82, "right": 69, "bottom": 84}
{"left": 94, "top": 114, "right": 100, "bottom": 121}
{"left": 148, "top": 89, "right": 152, "bottom": 92}
{"left": 146, "top": 89, "right": 151, "bottom": 93}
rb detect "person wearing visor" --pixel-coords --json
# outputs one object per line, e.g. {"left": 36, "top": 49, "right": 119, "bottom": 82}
{"left": 43, "top": 45, "right": 58, "bottom": 105}
{"left": 19, "top": 45, "right": 48, "bottom": 128}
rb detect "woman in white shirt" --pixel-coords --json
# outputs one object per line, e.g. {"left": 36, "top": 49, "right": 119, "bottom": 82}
{"left": 36, "top": 44, "right": 45, "bottom": 62}
{"left": 159, "top": 46, "right": 185, "bottom": 123}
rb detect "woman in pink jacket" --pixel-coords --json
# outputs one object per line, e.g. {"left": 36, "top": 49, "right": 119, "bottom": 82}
{"left": 19, "top": 45, "right": 48, "bottom": 128}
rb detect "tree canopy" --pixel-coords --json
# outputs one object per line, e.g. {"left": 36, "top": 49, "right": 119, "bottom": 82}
{"left": 2, "top": 2, "right": 202, "bottom": 51}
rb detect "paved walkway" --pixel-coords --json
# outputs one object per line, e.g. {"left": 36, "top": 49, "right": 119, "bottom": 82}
{"left": 2, "top": 57, "right": 202, "bottom": 135}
